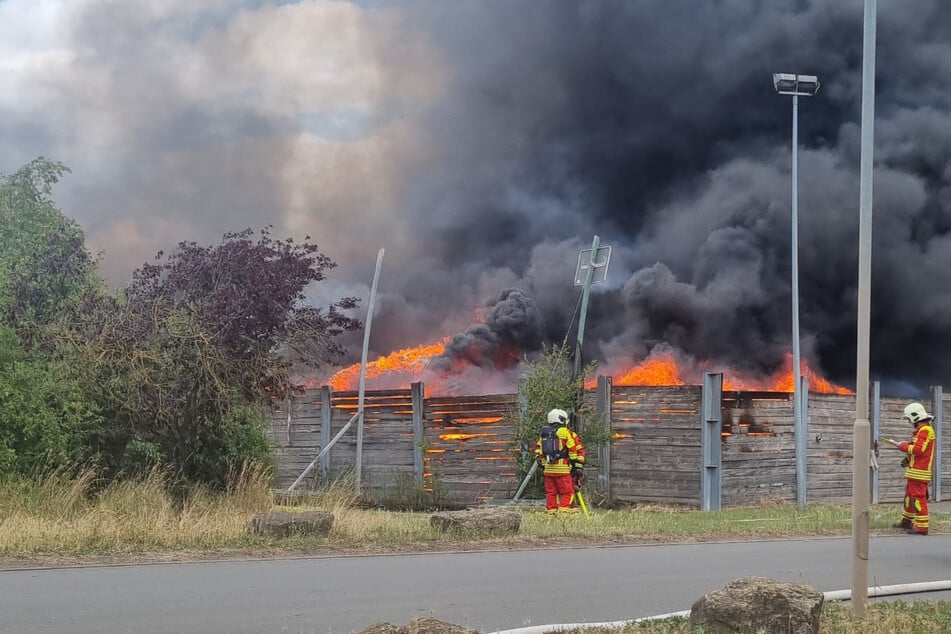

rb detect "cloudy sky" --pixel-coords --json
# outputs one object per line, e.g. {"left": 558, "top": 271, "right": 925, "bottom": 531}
{"left": 4, "top": 0, "right": 951, "bottom": 395}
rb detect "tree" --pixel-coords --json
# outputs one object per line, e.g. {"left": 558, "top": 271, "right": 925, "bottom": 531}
{"left": 0, "top": 158, "right": 102, "bottom": 339}
{"left": 82, "top": 228, "right": 361, "bottom": 486}
{"left": 0, "top": 159, "right": 105, "bottom": 476}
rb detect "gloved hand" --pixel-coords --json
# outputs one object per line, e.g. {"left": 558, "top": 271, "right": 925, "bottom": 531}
{"left": 571, "top": 466, "right": 584, "bottom": 484}
{"left": 901, "top": 456, "right": 910, "bottom": 468}
{"left": 899, "top": 442, "right": 910, "bottom": 452}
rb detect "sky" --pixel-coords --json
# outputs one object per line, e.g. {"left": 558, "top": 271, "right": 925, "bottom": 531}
{"left": 3, "top": 0, "right": 951, "bottom": 395}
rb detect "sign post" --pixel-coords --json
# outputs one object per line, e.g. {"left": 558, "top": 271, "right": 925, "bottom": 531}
{"left": 573, "top": 236, "right": 611, "bottom": 379}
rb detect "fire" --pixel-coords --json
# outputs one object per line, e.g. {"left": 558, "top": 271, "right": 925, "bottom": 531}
{"left": 328, "top": 339, "right": 448, "bottom": 391}
{"left": 325, "top": 338, "right": 852, "bottom": 396}
{"left": 615, "top": 356, "right": 685, "bottom": 386}
{"left": 596, "top": 351, "right": 852, "bottom": 395}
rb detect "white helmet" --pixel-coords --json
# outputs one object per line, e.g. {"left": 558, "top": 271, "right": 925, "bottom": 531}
{"left": 547, "top": 409, "right": 568, "bottom": 426}
{"left": 902, "top": 402, "right": 933, "bottom": 424}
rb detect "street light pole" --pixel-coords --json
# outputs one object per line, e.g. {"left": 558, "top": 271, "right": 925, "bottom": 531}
{"left": 791, "top": 92, "right": 803, "bottom": 510}
{"left": 852, "top": 0, "right": 878, "bottom": 619}
{"left": 774, "top": 73, "right": 820, "bottom": 510}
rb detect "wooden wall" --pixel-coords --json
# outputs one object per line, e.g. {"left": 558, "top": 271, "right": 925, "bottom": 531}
{"left": 269, "top": 381, "right": 948, "bottom": 509}
{"left": 267, "top": 388, "right": 416, "bottom": 501}
{"left": 607, "top": 385, "right": 702, "bottom": 506}
{"left": 422, "top": 394, "right": 519, "bottom": 502}
{"left": 720, "top": 393, "right": 796, "bottom": 507}
{"left": 268, "top": 386, "right": 518, "bottom": 505}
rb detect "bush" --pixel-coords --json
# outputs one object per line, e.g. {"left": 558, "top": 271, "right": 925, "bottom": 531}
{"left": 0, "top": 326, "right": 102, "bottom": 476}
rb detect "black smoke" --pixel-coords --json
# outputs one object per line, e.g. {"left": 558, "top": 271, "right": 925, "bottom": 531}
{"left": 429, "top": 288, "right": 545, "bottom": 372}
{"left": 12, "top": 1, "right": 951, "bottom": 396}
{"left": 355, "top": 0, "right": 951, "bottom": 396}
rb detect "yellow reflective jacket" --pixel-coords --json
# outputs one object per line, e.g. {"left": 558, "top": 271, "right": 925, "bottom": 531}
{"left": 904, "top": 423, "right": 935, "bottom": 482}
{"left": 534, "top": 426, "right": 584, "bottom": 475}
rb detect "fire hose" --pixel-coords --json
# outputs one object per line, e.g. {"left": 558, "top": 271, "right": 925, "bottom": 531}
{"left": 572, "top": 469, "right": 589, "bottom": 518}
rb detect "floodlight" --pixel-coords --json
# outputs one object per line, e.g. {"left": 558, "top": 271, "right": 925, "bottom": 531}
{"left": 773, "top": 73, "right": 820, "bottom": 96}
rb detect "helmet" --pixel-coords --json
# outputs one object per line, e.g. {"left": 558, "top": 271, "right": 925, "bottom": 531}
{"left": 902, "top": 402, "right": 933, "bottom": 424}
{"left": 547, "top": 409, "right": 569, "bottom": 426}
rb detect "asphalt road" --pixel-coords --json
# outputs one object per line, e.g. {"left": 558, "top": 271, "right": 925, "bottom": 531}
{"left": 3, "top": 535, "right": 951, "bottom": 634}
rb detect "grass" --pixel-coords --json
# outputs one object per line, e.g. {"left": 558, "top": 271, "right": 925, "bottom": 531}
{"left": 2, "top": 472, "right": 950, "bottom": 631}
{"left": 0, "top": 471, "right": 946, "bottom": 560}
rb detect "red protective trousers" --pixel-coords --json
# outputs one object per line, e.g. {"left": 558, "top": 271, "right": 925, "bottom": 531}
{"left": 902, "top": 479, "right": 930, "bottom": 534}
{"left": 543, "top": 474, "right": 574, "bottom": 511}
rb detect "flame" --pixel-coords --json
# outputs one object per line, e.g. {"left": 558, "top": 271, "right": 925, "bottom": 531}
{"left": 591, "top": 351, "right": 852, "bottom": 395}
{"left": 323, "top": 335, "right": 851, "bottom": 396}
{"left": 328, "top": 339, "right": 448, "bottom": 391}
{"left": 722, "top": 353, "right": 853, "bottom": 395}
{"left": 615, "top": 356, "right": 685, "bottom": 386}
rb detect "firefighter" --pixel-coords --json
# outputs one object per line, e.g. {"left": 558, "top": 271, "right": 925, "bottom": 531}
{"left": 535, "top": 409, "right": 584, "bottom": 514}
{"left": 893, "top": 402, "right": 936, "bottom": 535}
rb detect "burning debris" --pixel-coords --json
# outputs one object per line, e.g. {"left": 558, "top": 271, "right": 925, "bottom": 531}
{"left": 327, "top": 317, "right": 853, "bottom": 397}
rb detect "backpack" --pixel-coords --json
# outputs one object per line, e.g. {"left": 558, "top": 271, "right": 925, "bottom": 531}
{"left": 539, "top": 425, "right": 567, "bottom": 463}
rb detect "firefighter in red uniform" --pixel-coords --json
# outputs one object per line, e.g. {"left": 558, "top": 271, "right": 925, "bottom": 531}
{"left": 894, "top": 402, "right": 936, "bottom": 535}
{"left": 535, "top": 409, "right": 584, "bottom": 514}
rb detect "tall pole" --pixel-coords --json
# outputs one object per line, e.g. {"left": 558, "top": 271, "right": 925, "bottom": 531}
{"left": 573, "top": 235, "right": 600, "bottom": 379}
{"left": 791, "top": 93, "right": 805, "bottom": 510}
{"left": 852, "top": 0, "right": 877, "bottom": 619}
{"left": 355, "top": 248, "right": 385, "bottom": 495}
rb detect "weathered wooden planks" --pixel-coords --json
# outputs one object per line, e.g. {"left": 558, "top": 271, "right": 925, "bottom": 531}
{"left": 268, "top": 381, "right": 949, "bottom": 509}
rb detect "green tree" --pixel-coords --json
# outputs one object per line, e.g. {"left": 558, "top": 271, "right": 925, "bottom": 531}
{"left": 0, "top": 158, "right": 102, "bottom": 339}
{"left": 0, "top": 159, "right": 105, "bottom": 476}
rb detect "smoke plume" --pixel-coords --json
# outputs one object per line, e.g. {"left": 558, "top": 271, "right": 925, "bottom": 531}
{"left": 5, "top": 1, "right": 951, "bottom": 394}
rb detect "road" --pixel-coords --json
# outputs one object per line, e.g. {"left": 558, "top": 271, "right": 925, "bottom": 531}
{"left": 3, "top": 535, "right": 951, "bottom": 633}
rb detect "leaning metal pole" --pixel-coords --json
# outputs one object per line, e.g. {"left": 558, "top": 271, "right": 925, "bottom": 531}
{"left": 355, "top": 248, "right": 385, "bottom": 495}
{"left": 852, "top": 0, "right": 877, "bottom": 619}
{"left": 791, "top": 93, "right": 805, "bottom": 510}
{"left": 573, "top": 235, "right": 600, "bottom": 379}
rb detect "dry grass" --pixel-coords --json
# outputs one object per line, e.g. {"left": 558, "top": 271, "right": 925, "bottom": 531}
{"left": 0, "top": 471, "right": 947, "bottom": 563}
{"left": 0, "top": 466, "right": 275, "bottom": 556}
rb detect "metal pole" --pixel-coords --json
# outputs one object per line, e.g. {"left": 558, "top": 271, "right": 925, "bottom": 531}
{"left": 791, "top": 93, "right": 805, "bottom": 510}
{"left": 852, "top": 0, "right": 877, "bottom": 619}
{"left": 933, "top": 385, "right": 943, "bottom": 502}
{"left": 573, "top": 235, "right": 600, "bottom": 379}
{"left": 355, "top": 248, "right": 385, "bottom": 495}
{"left": 287, "top": 411, "right": 359, "bottom": 493}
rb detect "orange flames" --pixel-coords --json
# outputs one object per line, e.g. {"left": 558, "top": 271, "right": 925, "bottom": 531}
{"left": 594, "top": 350, "right": 852, "bottom": 395}
{"left": 325, "top": 340, "right": 852, "bottom": 396}
{"left": 328, "top": 339, "right": 448, "bottom": 391}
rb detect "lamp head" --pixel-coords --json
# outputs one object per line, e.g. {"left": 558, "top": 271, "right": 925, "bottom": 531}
{"left": 773, "top": 73, "right": 820, "bottom": 96}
